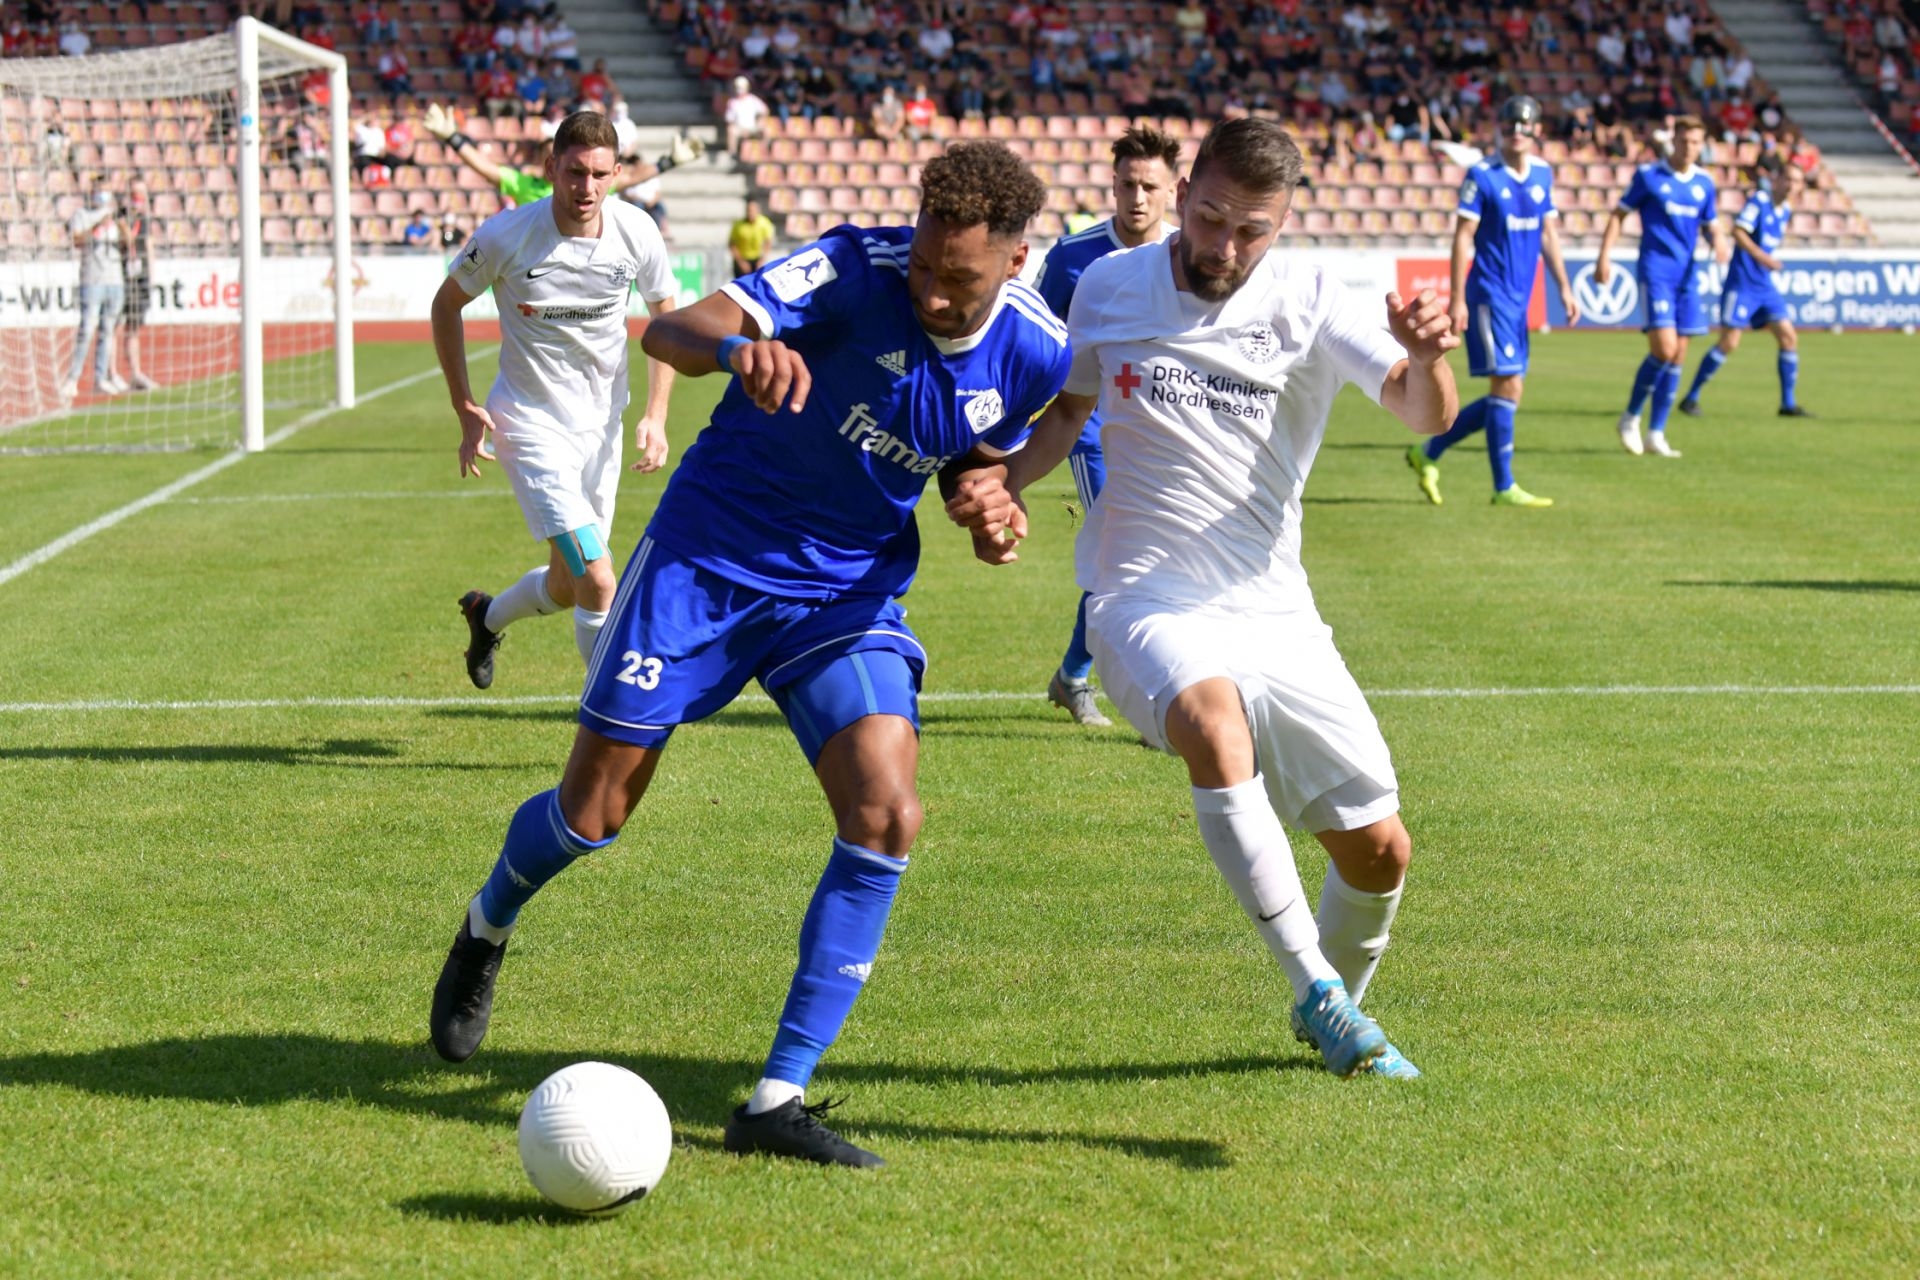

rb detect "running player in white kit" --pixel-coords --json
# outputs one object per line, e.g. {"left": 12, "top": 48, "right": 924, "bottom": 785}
{"left": 951, "top": 118, "right": 1459, "bottom": 1078}
{"left": 430, "top": 111, "right": 681, "bottom": 686}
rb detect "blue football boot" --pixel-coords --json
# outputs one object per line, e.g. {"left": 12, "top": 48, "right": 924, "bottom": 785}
{"left": 1293, "top": 978, "right": 1387, "bottom": 1078}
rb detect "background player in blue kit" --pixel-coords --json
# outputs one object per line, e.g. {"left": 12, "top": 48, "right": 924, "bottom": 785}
{"left": 1681, "top": 161, "right": 1814, "bottom": 419}
{"left": 1596, "top": 115, "right": 1729, "bottom": 459}
{"left": 1033, "top": 124, "right": 1181, "bottom": 726}
{"left": 427, "top": 142, "right": 1070, "bottom": 1169}
{"left": 1407, "top": 96, "right": 1578, "bottom": 508}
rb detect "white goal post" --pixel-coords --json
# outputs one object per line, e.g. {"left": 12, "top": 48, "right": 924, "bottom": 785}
{"left": 0, "top": 17, "right": 354, "bottom": 454}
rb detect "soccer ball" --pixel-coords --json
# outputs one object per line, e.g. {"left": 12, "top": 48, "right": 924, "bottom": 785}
{"left": 517, "top": 1062, "right": 673, "bottom": 1215}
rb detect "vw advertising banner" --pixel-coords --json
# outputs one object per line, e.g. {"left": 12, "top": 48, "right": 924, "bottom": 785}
{"left": 1550, "top": 254, "right": 1920, "bottom": 330}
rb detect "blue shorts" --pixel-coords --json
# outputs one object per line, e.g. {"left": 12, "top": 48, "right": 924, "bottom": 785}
{"left": 1640, "top": 269, "right": 1708, "bottom": 336}
{"left": 1718, "top": 284, "right": 1788, "bottom": 331}
{"left": 1462, "top": 293, "right": 1530, "bottom": 377}
{"left": 579, "top": 536, "right": 926, "bottom": 762}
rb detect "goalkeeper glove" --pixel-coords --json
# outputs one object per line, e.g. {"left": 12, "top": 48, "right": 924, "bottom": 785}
{"left": 422, "top": 102, "right": 456, "bottom": 141}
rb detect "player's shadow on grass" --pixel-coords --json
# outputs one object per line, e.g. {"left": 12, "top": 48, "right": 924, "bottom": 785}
{"left": 396, "top": 1193, "right": 602, "bottom": 1227}
{"left": 0, "top": 739, "right": 531, "bottom": 770}
{"left": 1666, "top": 578, "right": 1920, "bottom": 594}
{"left": 0, "top": 1034, "right": 1239, "bottom": 1171}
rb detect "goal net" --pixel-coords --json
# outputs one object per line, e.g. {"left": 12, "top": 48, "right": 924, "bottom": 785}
{"left": 0, "top": 18, "right": 353, "bottom": 455}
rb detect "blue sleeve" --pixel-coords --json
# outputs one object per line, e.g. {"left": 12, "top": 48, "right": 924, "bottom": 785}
{"left": 1540, "top": 166, "right": 1557, "bottom": 215}
{"left": 1618, "top": 168, "right": 1649, "bottom": 212}
{"left": 1735, "top": 196, "right": 1764, "bottom": 235}
{"left": 721, "top": 226, "right": 871, "bottom": 339}
{"left": 1456, "top": 171, "right": 1484, "bottom": 218}
{"left": 1035, "top": 248, "right": 1076, "bottom": 321}
{"left": 980, "top": 339, "right": 1072, "bottom": 455}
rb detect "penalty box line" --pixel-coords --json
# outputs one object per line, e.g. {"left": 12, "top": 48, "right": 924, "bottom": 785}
{"left": 0, "top": 349, "right": 502, "bottom": 591}
{"left": 3, "top": 685, "right": 1920, "bottom": 715}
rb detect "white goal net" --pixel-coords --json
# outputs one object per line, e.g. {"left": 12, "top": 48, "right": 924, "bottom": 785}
{"left": 0, "top": 18, "right": 353, "bottom": 454}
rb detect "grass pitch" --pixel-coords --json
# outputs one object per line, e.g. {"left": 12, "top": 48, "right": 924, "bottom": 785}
{"left": 1, "top": 332, "right": 1916, "bottom": 1278}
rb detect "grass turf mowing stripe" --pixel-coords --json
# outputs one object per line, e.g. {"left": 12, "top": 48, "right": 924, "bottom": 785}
{"left": 2, "top": 683, "right": 1918, "bottom": 714}
{"left": 0, "top": 349, "right": 500, "bottom": 590}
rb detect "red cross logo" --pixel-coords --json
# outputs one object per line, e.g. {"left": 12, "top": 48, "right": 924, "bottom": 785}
{"left": 1113, "top": 363, "right": 1142, "bottom": 399}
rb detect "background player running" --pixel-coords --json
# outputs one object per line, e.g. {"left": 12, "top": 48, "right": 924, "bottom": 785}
{"left": 431, "top": 112, "right": 679, "bottom": 684}
{"left": 1681, "top": 161, "right": 1813, "bottom": 419}
{"left": 1033, "top": 124, "right": 1181, "bottom": 727}
{"left": 1596, "top": 115, "right": 1729, "bottom": 459}
{"left": 1408, "top": 95, "right": 1578, "bottom": 508}
{"left": 428, "top": 142, "right": 1071, "bottom": 1169}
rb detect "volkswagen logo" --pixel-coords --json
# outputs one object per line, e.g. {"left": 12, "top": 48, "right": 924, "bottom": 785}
{"left": 1572, "top": 265, "right": 1640, "bottom": 326}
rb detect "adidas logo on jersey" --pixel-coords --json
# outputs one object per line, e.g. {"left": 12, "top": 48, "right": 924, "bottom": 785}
{"left": 876, "top": 350, "right": 907, "bottom": 375}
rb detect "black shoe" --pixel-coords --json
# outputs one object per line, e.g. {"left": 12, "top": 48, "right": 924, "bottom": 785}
{"left": 1678, "top": 397, "right": 1702, "bottom": 417}
{"left": 723, "top": 1097, "right": 885, "bottom": 1168}
{"left": 430, "top": 917, "right": 507, "bottom": 1062}
{"left": 1778, "top": 404, "right": 1816, "bottom": 418}
{"left": 458, "top": 591, "right": 502, "bottom": 690}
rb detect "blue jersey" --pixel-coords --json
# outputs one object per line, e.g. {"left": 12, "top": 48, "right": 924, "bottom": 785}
{"left": 649, "top": 224, "right": 1072, "bottom": 601}
{"left": 1725, "top": 187, "right": 1791, "bottom": 296}
{"left": 1619, "top": 162, "right": 1717, "bottom": 281}
{"left": 1036, "top": 219, "right": 1157, "bottom": 453}
{"left": 1457, "top": 155, "right": 1556, "bottom": 303}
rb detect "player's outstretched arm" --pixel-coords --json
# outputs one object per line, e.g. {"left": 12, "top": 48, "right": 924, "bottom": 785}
{"left": 1542, "top": 216, "right": 1581, "bottom": 326}
{"left": 423, "top": 102, "right": 505, "bottom": 186}
{"left": 1381, "top": 289, "right": 1460, "bottom": 437}
{"left": 640, "top": 290, "right": 811, "bottom": 414}
{"left": 632, "top": 295, "right": 678, "bottom": 472}
{"left": 431, "top": 274, "right": 495, "bottom": 477}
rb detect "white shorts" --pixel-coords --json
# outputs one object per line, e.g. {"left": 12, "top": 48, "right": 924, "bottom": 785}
{"left": 1086, "top": 593, "right": 1400, "bottom": 832}
{"left": 493, "top": 417, "right": 621, "bottom": 548}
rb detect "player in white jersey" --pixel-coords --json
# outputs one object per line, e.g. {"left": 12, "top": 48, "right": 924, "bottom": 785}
{"left": 430, "top": 111, "right": 680, "bottom": 686}
{"left": 951, "top": 118, "right": 1459, "bottom": 1079}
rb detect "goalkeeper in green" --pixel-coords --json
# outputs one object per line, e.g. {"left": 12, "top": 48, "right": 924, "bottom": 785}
{"left": 423, "top": 102, "right": 702, "bottom": 207}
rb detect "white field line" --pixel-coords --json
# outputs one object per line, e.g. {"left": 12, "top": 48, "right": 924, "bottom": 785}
{"left": 172, "top": 490, "right": 505, "bottom": 504}
{"left": 2, "top": 685, "right": 1918, "bottom": 715}
{"left": 0, "top": 349, "right": 500, "bottom": 590}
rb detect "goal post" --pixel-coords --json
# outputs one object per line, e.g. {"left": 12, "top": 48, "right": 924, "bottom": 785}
{"left": 0, "top": 19, "right": 353, "bottom": 455}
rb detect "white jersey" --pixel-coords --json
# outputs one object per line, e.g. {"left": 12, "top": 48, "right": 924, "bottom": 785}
{"left": 1066, "top": 241, "right": 1404, "bottom": 611}
{"left": 451, "top": 197, "right": 676, "bottom": 436}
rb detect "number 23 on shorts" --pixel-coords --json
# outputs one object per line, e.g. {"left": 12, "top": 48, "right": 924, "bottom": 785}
{"left": 616, "top": 651, "right": 663, "bottom": 689}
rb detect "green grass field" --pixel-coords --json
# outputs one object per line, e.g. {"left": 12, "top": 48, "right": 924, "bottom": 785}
{"left": 2, "top": 332, "right": 1916, "bottom": 1278}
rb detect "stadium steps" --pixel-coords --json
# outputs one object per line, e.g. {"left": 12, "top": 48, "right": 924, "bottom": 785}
{"left": 558, "top": 0, "right": 712, "bottom": 126}
{"left": 625, "top": 122, "right": 750, "bottom": 247}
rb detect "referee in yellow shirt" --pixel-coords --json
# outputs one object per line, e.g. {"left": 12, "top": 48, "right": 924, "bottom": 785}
{"left": 728, "top": 198, "right": 778, "bottom": 277}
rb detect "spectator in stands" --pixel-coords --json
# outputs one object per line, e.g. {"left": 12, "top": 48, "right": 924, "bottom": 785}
{"left": 722, "top": 74, "right": 768, "bottom": 154}
{"left": 440, "top": 212, "right": 473, "bottom": 248}
{"left": 377, "top": 43, "right": 415, "bottom": 104}
{"left": 803, "top": 63, "right": 840, "bottom": 120}
{"left": 1499, "top": 7, "right": 1531, "bottom": 55}
{"left": 39, "top": 116, "right": 72, "bottom": 173}
{"left": 1088, "top": 24, "right": 1124, "bottom": 74}
{"left": 770, "top": 14, "right": 803, "bottom": 63}
{"left": 1566, "top": 101, "right": 1596, "bottom": 149}
{"left": 1319, "top": 68, "right": 1353, "bottom": 119}
{"left": 877, "top": 39, "right": 909, "bottom": 91}
{"left": 1125, "top": 25, "right": 1155, "bottom": 67}
{"left": 869, "top": 84, "right": 904, "bottom": 139}
{"left": 1719, "top": 88, "right": 1758, "bottom": 142}
{"left": 516, "top": 61, "right": 548, "bottom": 118}
{"left": 515, "top": 12, "right": 546, "bottom": 66}
{"left": 846, "top": 43, "right": 881, "bottom": 98}
{"left": 1622, "top": 69, "right": 1660, "bottom": 122}
{"left": 480, "top": 63, "right": 519, "bottom": 118}
{"left": 1386, "top": 89, "right": 1430, "bottom": 143}
{"left": 1284, "top": 20, "right": 1317, "bottom": 71}
{"left": 1593, "top": 89, "right": 1629, "bottom": 154}
{"left": 983, "top": 66, "right": 1016, "bottom": 117}
{"left": 544, "top": 12, "right": 579, "bottom": 70}
{"left": 1785, "top": 128, "right": 1825, "bottom": 186}
{"left": 727, "top": 197, "right": 774, "bottom": 276}
{"left": 770, "top": 64, "right": 804, "bottom": 122}
{"left": 1037, "top": 2, "right": 1074, "bottom": 49}
{"left": 384, "top": 108, "right": 417, "bottom": 167}
{"left": 1005, "top": 0, "right": 1036, "bottom": 50}
{"left": 455, "top": 18, "right": 496, "bottom": 83}
{"left": 1597, "top": 24, "right": 1627, "bottom": 74}
{"left": 285, "top": 110, "right": 327, "bottom": 171}
{"left": 1339, "top": 2, "right": 1369, "bottom": 49}
{"left": 1057, "top": 44, "right": 1095, "bottom": 103}
{"left": 1030, "top": 48, "right": 1057, "bottom": 95}
{"left": 945, "top": 65, "right": 984, "bottom": 118}
{"left": 1688, "top": 47, "right": 1725, "bottom": 102}
{"left": 56, "top": 13, "right": 89, "bottom": 56}
{"left": 548, "top": 61, "right": 578, "bottom": 108}
{"left": 1290, "top": 69, "right": 1325, "bottom": 120}
{"left": 1663, "top": 3, "right": 1693, "bottom": 55}
{"left": 739, "top": 22, "right": 774, "bottom": 70}
{"left": 58, "top": 180, "right": 126, "bottom": 402}
{"left": 1361, "top": 41, "right": 1398, "bottom": 97}
{"left": 903, "top": 81, "right": 937, "bottom": 138}
{"left": 1458, "top": 28, "right": 1493, "bottom": 70}
{"left": 833, "top": 0, "right": 875, "bottom": 46}
{"left": 1349, "top": 110, "right": 1384, "bottom": 163}
{"left": 490, "top": 15, "right": 519, "bottom": 70}
{"left": 918, "top": 16, "right": 956, "bottom": 70}
{"left": 609, "top": 98, "right": 640, "bottom": 156}
{"left": 352, "top": 112, "right": 390, "bottom": 175}
{"left": 402, "top": 209, "right": 435, "bottom": 249}
{"left": 1756, "top": 90, "right": 1786, "bottom": 138}
{"left": 1117, "top": 65, "right": 1151, "bottom": 117}
{"left": 356, "top": 2, "right": 400, "bottom": 44}
{"left": 575, "top": 59, "right": 612, "bottom": 105}
{"left": 1174, "top": 0, "right": 1208, "bottom": 47}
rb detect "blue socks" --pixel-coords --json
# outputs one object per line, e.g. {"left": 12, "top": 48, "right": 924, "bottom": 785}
{"left": 762, "top": 838, "right": 909, "bottom": 1088}
{"left": 1484, "top": 396, "right": 1517, "bottom": 492}
{"left": 1647, "top": 361, "right": 1683, "bottom": 435}
{"left": 1687, "top": 347, "right": 1728, "bottom": 404}
{"left": 476, "top": 789, "right": 617, "bottom": 932}
{"left": 1627, "top": 355, "right": 1663, "bottom": 415}
{"left": 1061, "top": 593, "right": 1094, "bottom": 683}
{"left": 1778, "top": 350, "right": 1799, "bottom": 408}
{"left": 1423, "top": 395, "right": 1490, "bottom": 460}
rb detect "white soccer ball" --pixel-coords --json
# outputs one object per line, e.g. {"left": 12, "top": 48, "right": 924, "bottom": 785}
{"left": 518, "top": 1062, "right": 672, "bottom": 1215}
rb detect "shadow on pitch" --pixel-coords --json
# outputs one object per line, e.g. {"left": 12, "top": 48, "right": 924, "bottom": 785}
{"left": 0, "top": 738, "right": 534, "bottom": 771}
{"left": 1666, "top": 578, "right": 1920, "bottom": 594}
{"left": 396, "top": 1193, "right": 603, "bottom": 1227}
{"left": 0, "top": 1033, "right": 1243, "bottom": 1169}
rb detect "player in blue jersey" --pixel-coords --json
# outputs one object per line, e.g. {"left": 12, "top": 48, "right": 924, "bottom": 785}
{"left": 427, "top": 142, "right": 1071, "bottom": 1169}
{"left": 1596, "top": 115, "right": 1729, "bottom": 458}
{"left": 1407, "top": 95, "right": 1579, "bottom": 508}
{"left": 1034, "top": 124, "right": 1181, "bottom": 726}
{"left": 1680, "top": 162, "right": 1814, "bottom": 418}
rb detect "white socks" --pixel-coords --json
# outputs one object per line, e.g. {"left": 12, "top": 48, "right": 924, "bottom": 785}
{"left": 1191, "top": 778, "right": 1339, "bottom": 1004}
{"left": 485, "top": 567, "right": 561, "bottom": 632}
{"left": 573, "top": 607, "right": 608, "bottom": 662}
{"left": 1315, "top": 866, "right": 1401, "bottom": 1005}
{"left": 746, "top": 1077, "right": 804, "bottom": 1115}
{"left": 468, "top": 894, "right": 514, "bottom": 945}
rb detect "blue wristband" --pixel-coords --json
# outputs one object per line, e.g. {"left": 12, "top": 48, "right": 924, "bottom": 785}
{"left": 716, "top": 335, "right": 751, "bottom": 374}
